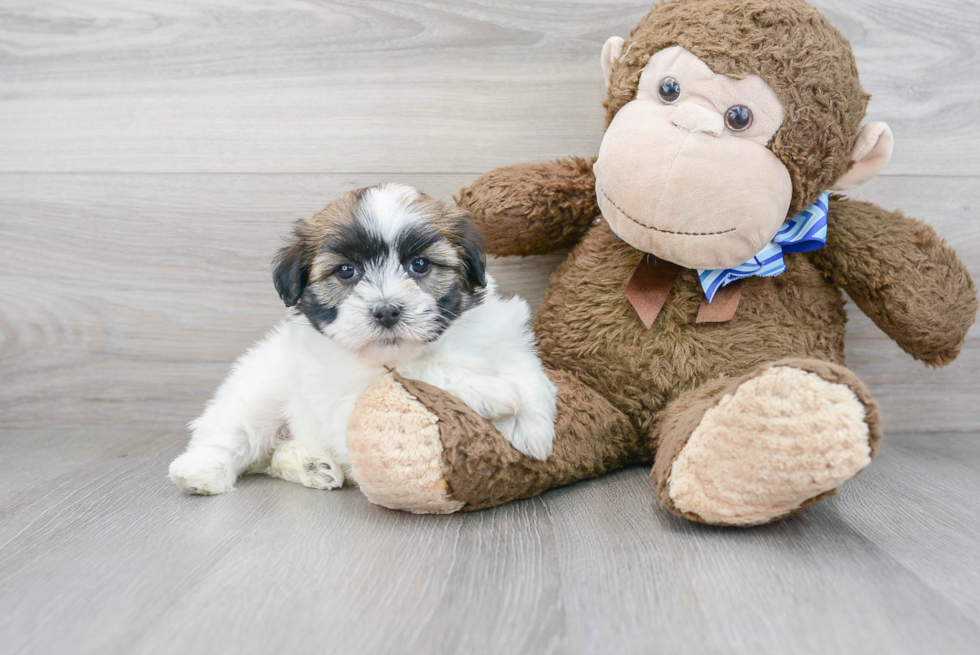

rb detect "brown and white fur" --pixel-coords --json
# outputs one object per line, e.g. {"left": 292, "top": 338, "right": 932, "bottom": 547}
{"left": 169, "top": 183, "right": 557, "bottom": 495}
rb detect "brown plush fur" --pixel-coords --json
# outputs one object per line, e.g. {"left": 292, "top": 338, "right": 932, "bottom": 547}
{"left": 348, "top": 0, "right": 976, "bottom": 525}
{"left": 533, "top": 224, "right": 855, "bottom": 436}
{"left": 398, "top": 369, "right": 643, "bottom": 510}
{"left": 455, "top": 156, "right": 599, "bottom": 256}
{"left": 812, "top": 196, "right": 978, "bottom": 366}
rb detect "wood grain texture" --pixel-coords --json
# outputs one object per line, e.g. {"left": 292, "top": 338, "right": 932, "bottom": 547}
{"left": 0, "top": 429, "right": 978, "bottom": 655}
{"left": 0, "top": 0, "right": 978, "bottom": 175}
{"left": 1, "top": 173, "right": 976, "bottom": 433}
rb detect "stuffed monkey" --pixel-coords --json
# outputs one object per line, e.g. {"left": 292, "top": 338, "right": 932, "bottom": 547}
{"left": 345, "top": 0, "right": 977, "bottom": 525}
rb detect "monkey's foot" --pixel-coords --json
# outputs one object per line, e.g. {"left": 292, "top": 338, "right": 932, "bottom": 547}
{"left": 652, "top": 359, "right": 881, "bottom": 526}
{"left": 347, "top": 373, "right": 464, "bottom": 514}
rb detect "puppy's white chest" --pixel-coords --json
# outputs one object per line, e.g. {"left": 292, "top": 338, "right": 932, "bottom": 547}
{"left": 285, "top": 324, "right": 383, "bottom": 464}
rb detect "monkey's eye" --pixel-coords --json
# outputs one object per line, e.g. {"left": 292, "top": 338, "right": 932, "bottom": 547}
{"left": 335, "top": 263, "right": 359, "bottom": 281}
{"left": 408, "top": 257, "right": 430, "bottom": 276}
{"left": 724, "top": 105, "right": 753, "bottom": 132}
{"left": 658, "top": 77, "right": 681, "bottom": 104}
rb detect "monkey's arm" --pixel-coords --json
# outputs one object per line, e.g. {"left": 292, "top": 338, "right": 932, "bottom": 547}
{"left": 810, "top": 195, "right": 977, "bottom": 367}
{"left": 455, "top": 156, "right": 598, "bottom": 256}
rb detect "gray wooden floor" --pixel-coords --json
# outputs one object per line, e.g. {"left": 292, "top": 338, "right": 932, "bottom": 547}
{"left": 2, "top": 1, "right": 979, "bottom": 653}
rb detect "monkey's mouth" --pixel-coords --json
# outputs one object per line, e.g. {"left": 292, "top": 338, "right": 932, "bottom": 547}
{"left": 597, "top": 185, "right": 736, "bottom": 236}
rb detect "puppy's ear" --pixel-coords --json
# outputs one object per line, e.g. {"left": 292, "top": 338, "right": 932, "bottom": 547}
{"left": 456, "top": 217, "right": 487, "bottom": 291}
{"left": 272, "top": 232, "right": 310, "bottom": 307}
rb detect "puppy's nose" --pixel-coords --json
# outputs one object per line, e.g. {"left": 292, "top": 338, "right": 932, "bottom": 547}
{"left": 373, "top": 304, "right": 402, "bottom": 328}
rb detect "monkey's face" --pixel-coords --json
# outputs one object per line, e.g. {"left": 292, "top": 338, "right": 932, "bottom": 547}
{"left": 594, "top": 46, "right": 793, "bottom": 270}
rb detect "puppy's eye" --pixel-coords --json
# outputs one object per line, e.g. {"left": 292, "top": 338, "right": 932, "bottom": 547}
{"left": 658, "top": 77, "right": 681, "bottom": 104}
{"left": 408, "top": 257, "right": 430, "bottom": 276}
{"left": 335, "top": 263, "right": 359, "bottom": 281}
{"left": 724, "top": 105, "right": 753, "bottom": 132}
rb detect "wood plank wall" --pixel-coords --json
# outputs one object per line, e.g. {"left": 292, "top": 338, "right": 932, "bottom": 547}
{"left": 1, "top": 0, "right": 977, "bottom": 435}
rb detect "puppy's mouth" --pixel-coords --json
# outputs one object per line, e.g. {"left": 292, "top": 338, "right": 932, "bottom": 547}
{"left": 375, "top": 334, "right": 402, "bottom": 347}
{"left": 367, "top": 325, "right": 417, "bottom": 348}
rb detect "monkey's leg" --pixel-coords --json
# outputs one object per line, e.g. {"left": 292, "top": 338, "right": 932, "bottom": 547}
{"left": 346, "top": 370, "right": 641, "bottom": 514}
{"left": 651, "top": 358, "right": 882, "bottom": 526}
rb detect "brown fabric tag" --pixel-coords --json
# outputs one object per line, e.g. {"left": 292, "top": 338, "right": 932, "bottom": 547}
{"left": 624, "top": 255, "right": 681, "bottom": 330}
{"left": 696, "top": 282, "right": 742, "bottom": 323}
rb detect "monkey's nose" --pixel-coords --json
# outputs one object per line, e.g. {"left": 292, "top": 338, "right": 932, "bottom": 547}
{"left": 670, "top": 102, "right": 724, "bottom": 138}
{"left": 373, "top": 304, "right": 402, "bottom": 328}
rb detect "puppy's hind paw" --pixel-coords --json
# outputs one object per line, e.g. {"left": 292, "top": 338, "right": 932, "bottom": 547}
{"left": 270, "top": 443, "right": 345, "bottom": 490}
{"left": 303, "top": 458, "right": 344, "bottom": 490}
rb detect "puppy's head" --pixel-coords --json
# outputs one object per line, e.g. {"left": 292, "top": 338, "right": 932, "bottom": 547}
{"left": 273, "top": 183, "right": 487, "bottom": 361}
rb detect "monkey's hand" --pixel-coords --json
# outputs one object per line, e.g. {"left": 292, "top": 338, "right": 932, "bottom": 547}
{"left": 811, "top": 195, "right": 977, "bottom": 367}
{"left": 455, "top": 156, "right": 599, "bottom": 256}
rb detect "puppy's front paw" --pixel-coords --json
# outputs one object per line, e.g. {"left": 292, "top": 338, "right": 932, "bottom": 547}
{"left": 494, "top": 414, "right": 555, "bottom": 461}
{"left": 169, "top": 450, "right": 236, "bottom": 495}
{"left": 490, "top": 375, "right": 558, "bottom": 461}
{"left": 269, "top": 442, "right": 344, "bottom": 490}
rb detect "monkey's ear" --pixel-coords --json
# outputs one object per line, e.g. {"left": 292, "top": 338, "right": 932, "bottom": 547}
{"left": 272, "top": 237, "right": 310, "bottom": 307}
{"left": 830, "top": 122, "right": 894, "bottom": 191}
{"left": 601, "top": 36, "right": 626, "bottom": 88}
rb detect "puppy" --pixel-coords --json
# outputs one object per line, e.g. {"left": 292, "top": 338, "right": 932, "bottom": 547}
{"left": 169, "top": 183, "right": 557, "bottom": 495}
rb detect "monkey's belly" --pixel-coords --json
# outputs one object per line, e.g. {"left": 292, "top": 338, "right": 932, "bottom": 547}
{"left": 533, "top": 224, "right": 847, "bottom": 433}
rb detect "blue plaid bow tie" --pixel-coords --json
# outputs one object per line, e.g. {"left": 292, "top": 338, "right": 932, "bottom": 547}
{"left": 698, "top": 191, "right": 829, "bottom": 302}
